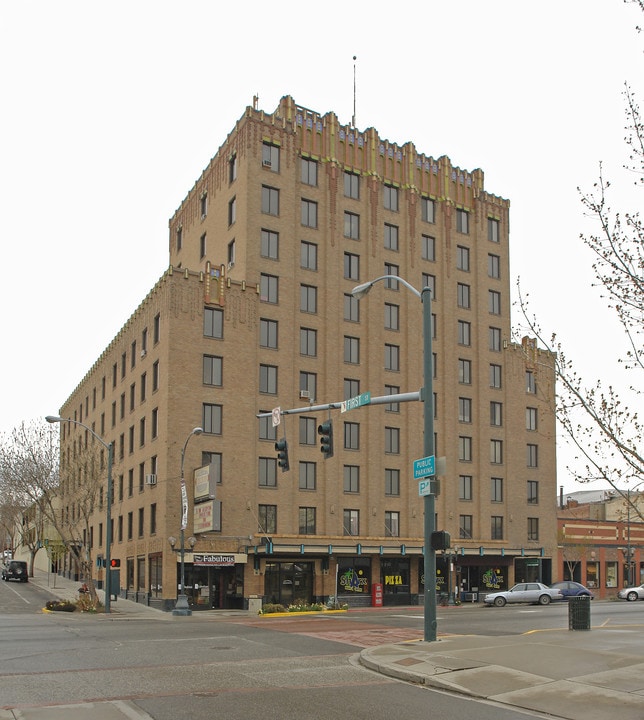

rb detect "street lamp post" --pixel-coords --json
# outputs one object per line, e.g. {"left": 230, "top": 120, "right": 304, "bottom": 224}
{"left": 351, "top": 275, "right": 437, "bottom": 643}
{"left": 45, "top": 415, "right": 114, "bottom": 613}
{"left": 172, "top": 426, "right": 203, "bottom": 616}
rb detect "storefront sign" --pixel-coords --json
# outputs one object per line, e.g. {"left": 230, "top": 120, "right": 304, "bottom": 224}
{"left": 193, "top": 553, "right": 235, "bottom": 567}
{"left": 194, "top": 463, "right": 217, "bottom": 502}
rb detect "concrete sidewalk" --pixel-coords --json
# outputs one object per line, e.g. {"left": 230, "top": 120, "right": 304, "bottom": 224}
{"left": 360, "top": 626, "right": 644, "bottom": 720}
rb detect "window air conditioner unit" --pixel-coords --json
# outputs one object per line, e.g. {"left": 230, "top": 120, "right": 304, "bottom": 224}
{"left": 140, "top": 349, "right": 147, "bottom": 359}
{"left": 262, "top": 159, "right": 272, "bottom": 167}
{"left": 145, "top": 474, "right": 157, "bottom": 486}
{"left": 227, "top": 261, "right": 235, "bottom": 270}
{"left": 299, "top": 390, "right": 310, "bottom": 399}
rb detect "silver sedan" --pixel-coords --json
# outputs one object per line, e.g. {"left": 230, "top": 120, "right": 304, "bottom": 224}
{"left": 617, "top": 584, "right": 644, "bottom": 601}
{"left": 484, "top": 582, "right": 563, "bottom": 607}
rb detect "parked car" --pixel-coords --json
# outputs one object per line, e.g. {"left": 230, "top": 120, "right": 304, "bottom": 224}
{"left": 484, "top": 582, "right": 563, "bottom": 607}
{"left": 2, "top": 560, "right": 28, "bottom": 582}
{"left": 617, "top": 584, "right": 644, "bottom": 601}
{"left": 550, "top": 581, "right": 594, "bottom": 600}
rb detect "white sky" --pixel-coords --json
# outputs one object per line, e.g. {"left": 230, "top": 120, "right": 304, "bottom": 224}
{"left": 1, "top": 1, "right": 641, "bottom": 493}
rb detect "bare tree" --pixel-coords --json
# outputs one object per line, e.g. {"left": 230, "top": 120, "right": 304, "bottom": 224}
{"left": 517, "top": 2, "right": 644, "bottom": 521}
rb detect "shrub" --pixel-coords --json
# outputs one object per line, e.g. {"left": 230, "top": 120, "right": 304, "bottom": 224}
{"left": 260, "top": 603, "right": 287, "bottom": 614}
{"left": 45, "top": 600, "right": 76, "bottom": 612}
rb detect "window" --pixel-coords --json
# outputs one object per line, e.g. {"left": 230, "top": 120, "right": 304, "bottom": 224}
{"left": 385, "top": 468, "right": 400, "bottom": 496}
{"left": 344, "top": 336, "right": 360, "bottom": 364}
{"left": 456, "top": 245, "right": 470, "bottom": 271}
{"left": 300, "top": 284, "right": 317, "bottom": 313}
{"left": 300, "top": 327, "right": 317, "bottom": 357}
{"left": 202, "top": 452, "right": 222, "bottom": 484}
{"left": 384, "top": 384, "right": 400, "bottom": 412}
{"left": 176, "top": 226, "right": 182, "bottom": 252}
{"left": 261, "top": 229, "right": 279, "bottom": 259}
{"left": 344, "top": 171, "right": 360, "bottom": 199}
{"left": 343, "top": 509, "right": 359, "bottom": 536}
{"left": 261, "top": 185, "right": 279, "bottom": 215}
{"left": 228, "top": 197, "right": 236, "bottom": 226}
{"left": 459, "top": 515, "right": 473, "bottom": 539}
{"left": 139, "top": 417, "right": 146, "bottom": 447}
{"left": 527, "top": 444, "right": 538, "bottom": 468}
{"left": 486, "top": 400, "right": 503, "bottom": 428}
{"left": 152, "top": 361, "right": 159, "bottom": 392}
{"left": 301, "top": 199, "right": 318, "bottom": 228}
{"left": 344, "top": 252, "right": 360, "bottom": 280}
{"left": 128, "top": 469, "right": 134, "bottom": 497}
{"left": 384, "top": 303, "right": 399, "bottom": 330}
{"left": 344, "top": 293, "right": 359, "bottom": 322}
{"left": 421, "top": 197, "right": 435, "bottom": 223}
{"left": 491, "top": 477, "right": 503, "bottom": 503}
{"left": 344, "top": 378, "right": 360, "bottom": 399}
{"left": 458, "top": 358, "right": 472, "bottom": 385}
{"left": 490, "top": 364, "right": 502, "bottom": 388}
{"left": 258, "top": 414, "right": 277, "bottom": 442}
{"left": 421, "top": 234, "right": 435, "bottom": 261}
{"left": 203, "top": 403, "right": 222, "bottom": 434}
{"left": 258, "top": 504, "right": 277, "bottom": 534}
{"left": 384, "top": 184, "right": 399, "bottom": 211}
{"left": 138, "top": 507, "right": 144, "bottom": 538}
{"left": 488, "top": 217, "right": 500, "bottom": 242}
{"left": 131, "top": 341, "right": 137, "bottom": 369}
{"left": 459, "top": 475, "right": 472, "bottom": 501}
{"left": 344, "top": 211, "right": 360, "bottom": 239}
{"left": 151, "top": 408, "right": 158, "bottom": 439}
{"left": 384, "top": 344, "right": 400, "bottom": 371}
{"left": 527, "top": 518, "right": 539, "bottom": 541}
{"left": 527, "top": 480, "right": 539, "bottom": 504}
{"left": 384, "top": 263, "right": 399, "bottom": 289}
{"left": 153, "top": 313, "right": 160, "bottom": 344}
{"left": 203, "top": 355, "right": 223, "bottom": 385}
{"left": 344, "top": 422, "right": 360, "bottom": 450}
{"left": 300, "top": 240, "right": 318, "bottom": 270}
{"left": 384, "top": 223, "right": 399, "bottom": 251}
{"left": 229, "top": 153, "right": 237, "bottom": 183}
{"left": 204, "top": 307, "right": 224, "bottom": 338}
{"left": 385, "top": 427, "right": 400, "bottom": 454}
{"left": 121, "top": 394, "right": 126, "bottom": 420}
{"left": 490, "top": 439, "right": 503, "bottom": 464}
{"left": 262, "top": 142, "right": 280, "bottom": 171}
{"left": 258, "top": 459, "right": 277, "bottom": 488}
{"left": 385, "top": 511, "right": 400, "bottom": 537}
{"left": 458, "top": 397, "right": 472, "bottom": 423}
{"left": 458, "top": 320, "right": 471, "bottom": 346}
{"left": 259, "top": 364, "right": 278, "bottom": 394}
{"left": 457, "top": 283, "right": 471, "bottom": 309}
{"left": 129, "top": 383, "right": 136, "bottom": 412}
{"left": 344, "top": 465, "right": 360, "bottom": 493}
{"left": 489, "top": 327, "right": 502, "bottom": 352}
{"left": 200, "top": 233, "right": 207, "bottom": 259}
{"left": 299, "top": 417, "right": 316, "bottom": 445}
{"left": 260, "top": 274, "right": 279, "bottom": 303}
{"left": 121, "top": 352, "right": 127, "bottom": 379}
{"left": 260, "top": 319, "right": 278, "bottom": 349}
{"left": 488, "top": 253, "right": 500, "bottom": 278}
{"left": 489, "top": 290, "right": 501, "bottom": 315}
{"left": 138, "top": 462, "right": 145, "bottom": 491}
{"left": 459, "top": 436, "right": 472, "bottom": 462}
{"left": 200, "top": 193, "right": 207, "bottom": 218}
{"left": 299, "top": 461, "right": 316, "bottom": 491}
{"left": 299, "top": 372, "right": 317, "bottom": 400}
{"left": 150, "top": 503, "right": 157, "bottom": 535}
{"left": 299, "top": 507, "right": 316, "bottom": 535}
{"left": 140, "top": 373, "right": 147, "bottom": 403}
{"left": 301, "top": 157, "right": 317, "bottom": 186}
{"left": 526, "top": 407, "right": 538, "bottom": 431}
{"left": 526, "top": 370, "right": 537, "bottom": 394}
{"left": 456, "top": 208, "right": 469, "bottom": 233}
{"left": 491, "top": 516, "right": 504, "bottom": 540}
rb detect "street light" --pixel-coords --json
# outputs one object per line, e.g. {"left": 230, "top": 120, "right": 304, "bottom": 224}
{"left": 45, "top": 414, "right": 114, "bottom": 613}
{"left": 351, "top": 275, "right": 437, "bottom": 642}
{"left": 172, "top": 426, "right": 203, "bottom": 616}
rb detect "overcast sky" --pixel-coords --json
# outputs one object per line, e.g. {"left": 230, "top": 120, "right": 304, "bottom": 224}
{"left": 1, "top": 1, "right": 641, "bottom": 492}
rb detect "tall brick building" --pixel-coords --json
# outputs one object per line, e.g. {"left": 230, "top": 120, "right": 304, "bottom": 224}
{"left": 54, "top": 95, "right": 557, "bottom": 610}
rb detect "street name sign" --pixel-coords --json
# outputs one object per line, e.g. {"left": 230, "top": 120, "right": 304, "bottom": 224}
{"left": 340, "top": 391, "right": 371, "bottom": 413}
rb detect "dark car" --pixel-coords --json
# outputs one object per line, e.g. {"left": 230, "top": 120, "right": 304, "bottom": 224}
{"left": 2, "top": 560, "right": 28, "bottom": 582}
{"left": 550, "top": 581, "right": 594, "bottom": 599}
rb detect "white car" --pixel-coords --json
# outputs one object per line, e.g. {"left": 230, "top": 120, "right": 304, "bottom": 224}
{"left": 484, "top": 582, "right": 563, "bottom": 607}
{"left": 617, "top": 584, "right": 644, "bottom": 601}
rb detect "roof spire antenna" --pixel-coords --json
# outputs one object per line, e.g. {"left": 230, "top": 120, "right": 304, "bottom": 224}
{"left": 352, "top": 55, "right": 357, "bottom": 127}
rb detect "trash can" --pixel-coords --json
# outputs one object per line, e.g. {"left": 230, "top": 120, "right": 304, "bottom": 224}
{"left": 568, "top": 595, "right": 591, "bottom": 630}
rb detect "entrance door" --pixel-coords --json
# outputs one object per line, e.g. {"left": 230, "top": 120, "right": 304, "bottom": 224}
{"left": 381, "top": 558, "right": 410, "bottom": 606}
{"left": 265, "top": 562, "right": 313, "bottom": 606}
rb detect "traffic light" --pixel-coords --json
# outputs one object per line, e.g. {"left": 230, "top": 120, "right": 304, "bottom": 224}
{"left": 110, "top": 558, "right": 121, "bottom": 568}
{"left": 275, "top": 437, "right": 290, "bottom": 472}
{"left": 317, "top": 420, "right": 334, "bottom": 459}
{"left": 430, "top": 531, "right": 451, "bottom": 551}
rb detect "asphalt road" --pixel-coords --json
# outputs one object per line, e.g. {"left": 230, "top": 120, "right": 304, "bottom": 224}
{"left": 0, "top": 579, "right": 590, "bottom": 720}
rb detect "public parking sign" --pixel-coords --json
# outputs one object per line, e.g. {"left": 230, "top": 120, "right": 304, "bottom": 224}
{"left": 413, "top": 455, "right": 435, "bottom": 479}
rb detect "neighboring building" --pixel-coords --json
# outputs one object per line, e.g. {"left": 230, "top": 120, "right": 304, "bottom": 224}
{"left": 558, "top": 490, "right": 644, "bottom": 597}
{"left": 51, "top": 96, "right": 557, "bottom": 610}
